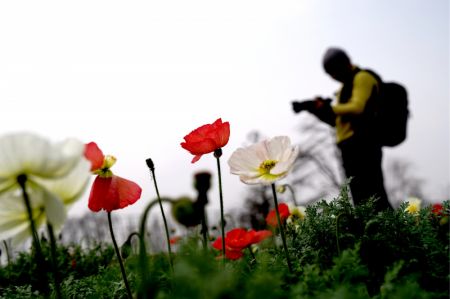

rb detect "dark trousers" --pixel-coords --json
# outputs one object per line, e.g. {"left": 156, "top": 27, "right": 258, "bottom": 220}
{"left": 338, "top": 135, "right": 392, "bottom": 212}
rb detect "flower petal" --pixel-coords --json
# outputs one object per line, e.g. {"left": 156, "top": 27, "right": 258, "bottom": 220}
{"left": 228, "top": 147, "right": 261, "bottom": 175}
{"left": 265, "top": 136, "right": 292, "bottom": 161}
{"left": 211, "top": 118, "right": 230, "bottom": 148}
{"left": 271, "top": 146, "right": 299, "bottom": 175}
{"left": 88, "top": 177, "right": 112, "bottom": 212}
{"left": 35, "top": 158, "right": 91, "bottom": 207}
{"left": 88, "top": 175, "right": 142, "bottom": 212}
{"left": 239, "top": 174, "right": 280, "bottom": 185}
{"left": 84, "top": 142, "right": 105, "bottom": 171}
{"left": 181, "top": 139, "right": 217, "bottom": 156}
{"left": 266, "top": 203, "right": 290, "bottom": 227}
{"left": 212, "top": 237, "right": 223, "bottom": 250}
{"left": 42, "top": 188, "right": 67, "bottom": 228}
{"left": 250, "top": 229, "right": 272, "bottom": 244}
{"left": 229, "top": 136, "right": 297, "bottom": 185}
{"left": 181, "top": 118, "right": 230, "bottom": 162}
{"left": 224, "top": 248, "right": 244, "bottom": 260}
{"left": 191, "top": 155, "right": 202, "bottom": 163}
{"left": 226, "top": 228, "right": 253, "bottom": 249}
{"left": 0, "top": 185, "right": 46, "bottom": 245}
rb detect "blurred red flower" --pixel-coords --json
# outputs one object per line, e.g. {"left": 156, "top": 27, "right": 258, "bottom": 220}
{"left": 84, "top": 142, "right": 142, "bottom": 212}
{"left": 432, "top": 203, "right": 444, "bottom": 216}
{"left": 181, "top": 118, "right": 230, "bottom": 163}
{"left": 266, "top": 203, "right": 291, "bottom": 227}
{"left": 212, "top": 228, "right": 272, "bottom": 260}
{"left": 71, "top": 259, "right": 76, "bottom": 270}
{"left": 169, "top": 236, "right": 182, "bottom": 245}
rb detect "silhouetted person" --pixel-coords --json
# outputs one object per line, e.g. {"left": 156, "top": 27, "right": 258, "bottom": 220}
{"left": 293, "top": 47, "right": 393, "bottom": 212}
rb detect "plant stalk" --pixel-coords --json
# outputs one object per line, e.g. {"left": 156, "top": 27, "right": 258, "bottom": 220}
{"left": 47, "top": 223, "right": 62, "bottom": 299}
{"left": 271, "top": 183, "right": 293, "bottom": 273}
{"left": 108, "top": 212, "right": 133, "bottom": 299}
{"left": 17, "top": 174, "right": 49, "bottom": 294}
{"left": 214, "top": 149, "right": 226, "bottom": 260}
{"left": 147, "top": 160, "right": 173, "bottom": 271}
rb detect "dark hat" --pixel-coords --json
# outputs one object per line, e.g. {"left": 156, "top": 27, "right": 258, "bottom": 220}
{"left": 323, "top": 47, "right": 351, "bottom": 72}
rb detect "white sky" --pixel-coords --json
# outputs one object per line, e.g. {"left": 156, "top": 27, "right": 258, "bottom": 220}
{"left": 0, "top": 0, "right": 448, "bottom": 220}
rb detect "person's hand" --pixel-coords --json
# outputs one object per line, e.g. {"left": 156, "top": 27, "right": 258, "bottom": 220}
{"left": 313, "top": 97, "right": 332, "bottom": 109}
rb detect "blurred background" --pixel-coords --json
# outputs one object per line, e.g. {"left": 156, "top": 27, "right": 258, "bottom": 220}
{"left": 0, "top": 0, "right": 448, "bottom": 247}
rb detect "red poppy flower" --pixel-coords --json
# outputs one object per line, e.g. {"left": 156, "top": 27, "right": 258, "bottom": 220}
{"left": 181, "top": 118, "right": 230, "bottom": 163}
{"left": 212, "top": 228, "right": 272, "bottom": 260}
{"left": 432, "top": 203, "right": 444, "bottom": 216}
{"left": 84, "top": 142, "right": 142, "bottom": 212}
{"left": 266, "top": 203, "right": 291, "bottom": 227}
{"left": 169, "top": 236, "right": 182, "bottom": 245}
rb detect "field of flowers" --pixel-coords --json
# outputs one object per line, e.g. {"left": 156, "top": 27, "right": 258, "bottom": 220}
{"left": 0, "top": 119, "right": 448, "bottom": 299}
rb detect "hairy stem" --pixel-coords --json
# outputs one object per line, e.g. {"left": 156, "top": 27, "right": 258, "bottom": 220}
{"left": 108, "top": 212, "right": 133, "bottom": 299}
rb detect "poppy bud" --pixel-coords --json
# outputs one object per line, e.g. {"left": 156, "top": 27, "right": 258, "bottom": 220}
{"left": 213, "top": 148, "right": 223, "bottom": 158}
{"left": 145, "top": 158, "right": 155, "bottom": 172}
{"left": 121, "top": 238, "right": 133, "bottom": 259}
{"left": 171, "top": 197, "right": 202, "bottom": 227}
{"left": 194, "top": 172, "right": 212, "bottom": 194}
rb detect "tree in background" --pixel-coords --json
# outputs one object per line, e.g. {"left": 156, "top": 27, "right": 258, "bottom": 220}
{"left": 237, "top": 115, "right": 426, "bottom": 229}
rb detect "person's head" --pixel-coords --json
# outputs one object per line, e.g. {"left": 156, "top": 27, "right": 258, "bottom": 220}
{"left": 322, "top": 47, "right": 353, "bottom": 83}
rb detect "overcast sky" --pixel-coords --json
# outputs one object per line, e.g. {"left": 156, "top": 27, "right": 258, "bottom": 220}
{"left": 0, "top": 0, "right": 448, "bottom": 220}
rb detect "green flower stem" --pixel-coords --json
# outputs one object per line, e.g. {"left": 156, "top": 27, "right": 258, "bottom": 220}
{"left": 285, "top": 184, "right": 298, "bottom": 206}
{"left": 335, "top": 213, "right": 342, "bottom": 256}
{"left": 200, "top": 210, "right": 208, "bottom": 251}
{"left": 247, "top": 247, "right": 257, "bottom": 263}
{"left": 146, "top": 159, "right": 173, "bottom": 271}
{"left": 271, "top": 183, "right": 293, "bottom": 273}
{"left": 17, "top": 174, "right": 49, "bottom": 294}
{"left": 214, "top": 149, "right": 226, "bottom": 260}
{"left": 125, "top": 232, "right": 141, "bottom": 256}
{"left": 17, "top": 175, "right": 42, "bottom": 256}
{"left": 3, "top": 240, "right": 11, "bottom": 265}
{"left": 107, "top": 212, "right": 133, "bottom": 299}
{"left": 47, "top": 223, "right": 62, "bottom": 299}
{"left": 138, "top": 197, "right": 173, "bottom": 298}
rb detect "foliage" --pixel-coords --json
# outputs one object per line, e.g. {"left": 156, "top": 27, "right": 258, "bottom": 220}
{"left": 1, "top": 190, "right": 448, "bottom": 299}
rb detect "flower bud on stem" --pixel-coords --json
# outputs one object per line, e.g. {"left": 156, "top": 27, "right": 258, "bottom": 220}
{"left": 145, "top": 158, "right": 174, "bottom": 272}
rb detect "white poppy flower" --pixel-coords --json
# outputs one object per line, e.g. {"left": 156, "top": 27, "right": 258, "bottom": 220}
{"left": 288, "top": 204, "right": 307, "bottom": 221}
{"left": 228, "top": 136, "right": 299, "bottom": 185}
{"left": 0, "top": 133, "right": 84, "bottom": 189}
{"left": 0, "top": 132, "right": 90, "bottom": 244}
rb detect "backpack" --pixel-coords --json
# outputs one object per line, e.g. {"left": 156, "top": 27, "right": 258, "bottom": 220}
{"left": 363, "top": 69, "right": 409, "bottom": 147}
{"left": 376, "top": 81, "right": 409, "bottom": 146}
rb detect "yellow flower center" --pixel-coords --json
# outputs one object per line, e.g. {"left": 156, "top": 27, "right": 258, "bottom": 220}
{"left": 406, "top": 203, "right": 420, "bottom": 214}
{"left": 258, "top": 160, "right": 278, "bottom": 174}
{"left": 94, "top": 155, "right": 117, "bottom": 178}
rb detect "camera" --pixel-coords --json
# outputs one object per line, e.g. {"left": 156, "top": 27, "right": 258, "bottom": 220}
{"left": 291, "top": 100, "right": 316, "bottom": 113}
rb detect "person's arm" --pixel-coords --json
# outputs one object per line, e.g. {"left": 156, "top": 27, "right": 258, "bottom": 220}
{"left": 332, "top": 72, "right": 377, "bottom": 115}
